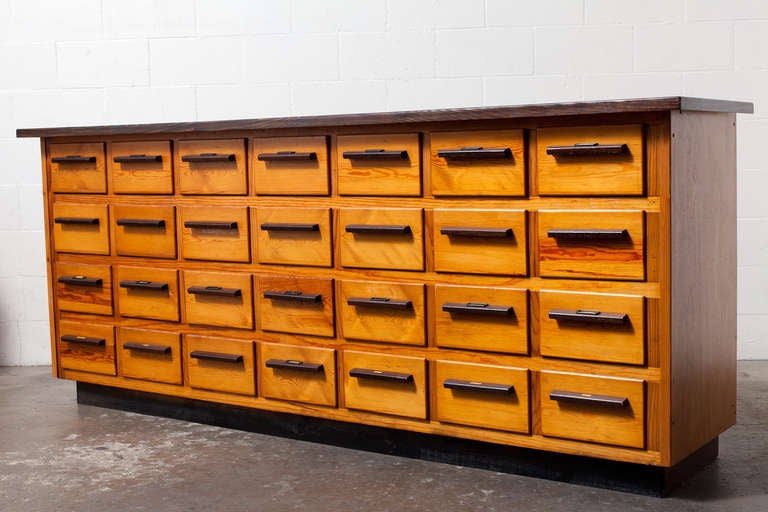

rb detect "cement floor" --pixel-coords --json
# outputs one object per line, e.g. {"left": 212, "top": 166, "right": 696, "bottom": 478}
{"left": 0, "top": 362, "right": 766, "bottom": 512}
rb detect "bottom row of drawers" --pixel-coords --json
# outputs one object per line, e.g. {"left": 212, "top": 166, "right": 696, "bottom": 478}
{"left": 58, "top": 320, "right": 645, "bottom": 450}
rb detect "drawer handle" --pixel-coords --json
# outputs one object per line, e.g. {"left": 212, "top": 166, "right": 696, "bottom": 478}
{"left": 257, "top": 151, "right": 317, "bottom": 162}
{"left": 52, "top": 155, "right": 97, "bottom": 163}
{"left": 547, "top": 228, "right": 629, "bottom": 241}
{"left": 443, "top": 378, "right": 515, "bottom": 395}
{"left": 187, "top": 286, "right": 242, "bottom": 297}
{"left": 263, "top": 290, "right": 322, "bottom": 303}
{"left": 57, "top": 275, "right": 103, "bottom": 286}
{"left": 54, "top": 217, "right": 99, "bottom": 225}
{"left": 545, "top": 143, "right": 629, "bottom": 157}
{"left": 113, "top": 154, "right": 163, "bottom": 163}
{"left": 342, "top": 149, "right": 408, "bottom": 160}
{"left": 345, "top": 224, "right": 411, "bottom": 235}
{"left": 437, "top": 146, "right": 512, "bottom": 160}
{"left": 190, "top": 350, "right": 243, "bottom": 363}
{"left": 119, "top": 280, "right": 169, "bottom": 291}
{"left": 265, "top": 359, "right": 324, "bottom": 372}
{"left": 123, "top": 342, "right": 171, "bottom": 354}
{"left": 260, "top": 223, "right": 320, "bottom": 232}
{"left": 442, "top": 302, "right": 514, "bottom": 316}
{"left": 440, "top": 226, "right": 514, "bottom": 238}
{"left": 116, "top": 218, "right": 166, "bottom": 228}
{"left": 347, "top": 296, "right": 413, "bottom": 310}
{"left": 61, "top": 334, "right": 105, "bottom": 346}
{"left": 349, "top": 368, "right": 414, "bottom": 383}
{"left": 548, "top": 309, "right": 628, "bottom": 325}
{"left": 181, "top": 153, "right": 236, "bottom": 163}
{"left": 184, "top": 220, "right": 238, "bottom": 230}
{"left": 549, "top": 390, "right": 629, "bottom": 408}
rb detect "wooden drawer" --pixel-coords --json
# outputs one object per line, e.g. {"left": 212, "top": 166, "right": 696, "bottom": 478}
{"left": 108, "top": 141, "right": 173, "bottom": 194}
{"left": 180, "top": 206, "right": 250, "bottom": 263}
{"left": 57, "top": 320, "right": 115, "bottom": 375}
{"left": 185, "top": 335, "right": 255, "bottom": 395}
{"left": 434, "top": 360, "right": 529, "bottom": 433}
{"left": 258, "top": 276, "right": 334, "bottom": 337}
{"left": 337, "top": 134, "right": 421, "bottom": 196}
{"left": 433, "top": 209, "right": 527, "bottom": 275}
{"left": 260, "top": 342, "right": 336, "bottom": 406}
{"left": 52, "top": 203, "right": 110, "bottom": 255}
{"left": 540, "top": 291, "right": 645, "bottom": 365}
{"left": 339, "top": 280, "right": 425, "bottom": 346}
{"left": 117, "top": 327, "right": 181, "bottom": 385}
{"left": 435, "top": 285, "right": 528, "bottom": 354}
{"left": 251, "top": 136, "right": 329, "bottom": 195}
{"left": 540, "top": 371, "right": 645, "bottom": 449}
{"left": 116, "top": 266, "right": 179, "bottom": 321}
{"left": 175, "top": 139, "right": 247, "bottom": 195}
{"left": 342, "top": 350, "right": 427, "bottom": 419}
{"left": 339, "top": 208, "right": 424, "bottom": 271}
{"left": 54, "top": 262, "right": 113, "bottom": 316}
{"left": 538, "top": 210, "right": 645, "bottom": 281}
{"left": 183, "top": 271, "right": 253, "bottom": 329}
{"left": 537, "top": 124, "right": 644, "bottom": 196}
{"left": 112, "top": 204, "right": 176, "bottom": 259}
{"left": 430, "top": 130, "right": 525, "bottom": 196}
{"left": 49, "top": 142, "right": 106, "bottom": 193}
{"left": 255, "top": 207, "right": 332, "bottom": 267}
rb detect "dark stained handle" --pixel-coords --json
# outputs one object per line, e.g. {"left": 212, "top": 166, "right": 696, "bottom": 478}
{"left": 54, "top": 217, "right": 99, "bottom": 225}
{"left": 187, "top": 286, "right": 242, "bottom": 297}
{"left": 342, "top": 149, "right": 408, "bottom": 160}
{"left": 190, "top": 350, "right": 243, "bottom": 363}
{"left": 61, "top": 334, "right": 105, "bottom": 346}
{"left": 440, "top": 226, "right": 513, "bottom": 238}
{"left": 119, "top": 280, "right": 169, "bottom": 291}
{"left": 547, "top": 229, "right": 629, "bottom": 241}
{"left": 113, "top": 154, "right": 163, "bottom": 163}
{"left": 349, "top": 368, "right": 413, "bottom": 383}
{"left": 550, "top": 390, "right": 629, "bottom": 408}
{"left": 545, "top": 143, "right": 629, "bottom": 157}
{"left": 443, "top": 378, "right": 515, "bottom": 395}
{"left": 437, "top": 146, "right": 512, "bottom": 159}
{"left": 123, "top": 342, "right": 171, "bottom": 354}
{"left": 347, "top": 297, "right": 412, "bottom": 310}
{"left": 548, "top": 309, "right": 628, "bottom": 325}
{"left": 263, "top": 290, "right": 322, "bottom": 303}
{"left": 116, "top": 218, "right": 166, "bottom": 228}
{"left": 260, "top": 223, "right": 319, "bottom": 232}
{"left": 441, "top": 302, "right": 514, "bottom": 316}
{"left": 257, "top": 151, "right": 317, "bottom": 162}
{"left": 265, "top": 359, "right": 324, "bottom": 372}
{"left": 345, "top": 224, "right": 411, "bottom": 235}
{"left": 184, "top": 220, "right": 238, "bottom": 230}
{"left": 181, "top": 153, "right": 236, "bottom": 163}
{"left": 57, "top": 275, "right": 103, "bottom": 286}
{"left": 52, "top": 155, "right": 97, "bottom": 163}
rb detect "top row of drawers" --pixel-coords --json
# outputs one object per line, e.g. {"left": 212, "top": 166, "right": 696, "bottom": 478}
{"left": 48, "top": 125, "right": 644, "bottom": 197}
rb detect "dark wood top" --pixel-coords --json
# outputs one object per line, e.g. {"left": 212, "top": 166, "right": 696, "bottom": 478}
{"left": 16, "top": 97, "right": 753, "bottom": 138}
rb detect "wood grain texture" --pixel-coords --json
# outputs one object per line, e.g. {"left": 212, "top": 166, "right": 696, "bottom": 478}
{"left": 184, "top": 335, "right": 256, "bottom": 395}
{"left": 57, "top": 320, "right": 115, "bottom": 375}
{"left": 256, "top": 207, "right": 332, "bottom": 267}
{"left": 54, "top": 262, "right": 113, "bottom": 315}
{"left": 251, "top": 136, "right": 330, "bottom": 195}
{"left": 337, "top": 133, "right": 422, "bottom": 196}
{"left": 259, "top": 342, "right": 337, "bottom": 406}
{"left": 258, "top": 275, "right": 335, "bottom": 337}
{"left": 117, "top": 327, "right": 181, "bottom": 385}
{"left": 40, "top": 140, "right": 59, "bottom": 377}
{"left": 116, "top": 266, "right": 179, "bottom": 321}
{"left": 183, "top": 270, "right": 254, "bottom": 329}
{"left": 112, "top": 204, "right": 177, "bottom": 259}
{"left": 52, "top": 202, "right": 110, "bottom": 255}
{"left": 175, "top": 139, "right": 247, "bottom": 195}
{"left": 180, "top": 206, "right": 250, "bottom": 263}
{"left": 108, "top": 140, "right": 173, "bottom": 194}
{"left": 49, "top": 142, "right": 106, "bottom": 193}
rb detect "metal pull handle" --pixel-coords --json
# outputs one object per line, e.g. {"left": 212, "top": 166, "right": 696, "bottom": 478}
{"left": 190, "top": 350, "right": 243, "bottom": 363}
{"left": 52, "top": 155, "right": 97, "bottom": 163}
{"left": 437, "top": 146, "right": 512, "bottom": 159}
{"left": 342, "top": 149, "right": 408, "bottom": 160}
{"left": 265, "top": 359, "right": 324, "bottom": 372}
{"left": 54, "top": 217, "right": 99, "bottom": 225}
{"left": 187, "top": 286, "right": 242, "bottom": 297}
{"left": 257, "top": 151, "right": 317, "bottom": 162}
{"left": 441, "top": 302, "right": 514, "bottom": 316}
{"left": 113, "top": 154, "right": 163, "bottom": 163}
{"left": 123, "top": 342, "right": 171, "bottom": 354}
{"left": 347, "top": 297, "right": 413, "bottom": 310}
{"left": 184, "top": 220, "right": 238, "bottom": 230}
{"left": 260, "top": 223, "right": 319, "bottom": 232}
{"left": 443, "top": 378, "right": 515, "bottom": 395}
{"left": 263, "top": 290, "right": 322, "bottom": 303}
{"left": 345, "top": 224, "right": 411, "bottom": 235}
{"left": 116, "top": 218, "right": 166, "bottom": 228}
{"left": 545, "top": 143, "right": 629, "bottom": 157}
{"left": 119, "top": 280, "right": 169, "bottom": 291}
{"left": 57, "top": 275, "right": 103, "bottom": 287}
{"left": 547, "top": 229, "right": 629, "bottom": 241}
{"left": 181, "top": 153, "right": 236, "bottom": 163}
{"left": 61, "top": 334, "right": 105, "bottom": 346}
{"left": 547, "top": 309, "right": 628, "bottom": 325}
{"left": 549, "top": 390, "right": 629, "bottom": 408}
{"left": 440, "top": 226, "right": 513, "bottom": 238}
{"left": 349, "top": 368, "right": 414, "bottom": 383}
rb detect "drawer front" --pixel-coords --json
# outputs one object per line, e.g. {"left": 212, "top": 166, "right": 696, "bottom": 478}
{"left": 342, "top": 350, "right": 427, "bottom": 419}
{"left": 435, "top": 360, "right": 529, "bottom": 433}
{"left": 540, "top": 371, "right": 645, "bottom": 449}
{"left": 337, "top": 134, "right": 421, "bottom": 196}
{"left": 109, "top": 141, "right": 173, "bottom": 194}
{"left": 116, "top": 266, "right": 179, "bottom": 321}
{"left": 112, "top": 204, "right": 176, "bottom": 259}
{"left": 180, "top": 206, "right": 250, "bottom": 263}
{"left": 185, "top": 335, "right": 255, "bottom": 395}
{"left": 537, "top": 124, "right": 644, "bottom": 196}
{"left": 540, "top": 291, "right": 645, "bottom": 365}
{"left": 49, "top": 142, "right": 106, "bottom": 193}
{"left": 55, "top": 262, "right": 113, "bottom": 315}
{"left": 339, "top": 208, "right": 424, "bottom": 271}
{"left": 183, "top": 270, "right": 253, "bottom": 329}
{"left": 260, "top": 342, "right": 336, "bottom": 406}
{"left": 117, "top": 327, "right": 181, "bottom": 385}
{"left": 57, "top": 320, "right": 115, "bottom": 375}
{"left": 175, "top": 139, "right": 247, "bottom": 195}
{"left": 538, "top": 210, "right": 645, "bottom": 281}
{"left": 435, "top": 285, "right": 528, "bottom": 354}
{"left": 251, "top": 136, "right": 329, "bottom": 195}
{"left": 256, "top": 207, "right": 332, "bottom": 267}
{"left": 52, "top": 203, "right": 110, "bottom": 255}
{"left": 258, "top": 276, "right": 334, "bottom": 337}
{"left": 339, "top": 280, "right": 425, "bottom": 346}
{"left": 433, "top": 209, "right": 527, "bottom": 275}
{"left": 430, "top": 130, "right": 525, "bottom": 196}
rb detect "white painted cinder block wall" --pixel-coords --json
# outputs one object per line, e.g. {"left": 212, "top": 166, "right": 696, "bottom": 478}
{"left": 0, "top": 0, "right": 766, "bottom": 365}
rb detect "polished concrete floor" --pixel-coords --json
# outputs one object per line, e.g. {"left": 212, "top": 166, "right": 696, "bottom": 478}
{"left": 0, "top": 363, "right": 766, "bottom": 512}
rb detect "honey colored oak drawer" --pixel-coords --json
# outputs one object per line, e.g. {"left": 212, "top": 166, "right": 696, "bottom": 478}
{"left": 433, "top": 209, "right": 527, "bottom": 275}
{"left": 55, "top": 262, "right": 112, "bottom": 315}
{"left": 342, "top": 350, "right": 427, "bottom": 419}
{"left": 183, "top": 271, "right": 253, "bottom": 329}
{"left": 117, "top": 267, "right": 179, "bottom": 321}
{"left": 537, "top": 124, "right": 644, "bottom": 196}
{"left": 339, "top": 208, "right": 424, "bottom": 271}
{"left": 108, "top": 141, "right": 173, "bottom": 194}
{"left": 117, "top": 327, "right": 181, "bottom": 385}
{"left": 256, "top": 207, "right": 332, "bottom": 267}
{"left": 430, "top": 130, "right": 525, "bottom": 196}
{"left": 52, "top": 203, "right": 110, "bottom": 255}
{"left": 339, "top": 280, "right": 425, "bottom": 346}
{"left": 435, "top": 285, "right": 528, "bottom": 354}
{"left": 260, "top": 342, "right": 336, "bottom": 406}
{"left": 538, "top": 210, "right": 645, "bottom": 281}
{"left": 540, "top": 371, "right": 645, "bottom": 449}
{"left": 540, "top": 291, "right": 646, "bottom": 365}
{"left": 185, "top": 335, "right": 255, "bottom": 395}
{"left": 180, "top": 206, "right": 250, "bottom": 263}
{"left": 175, "top": 139, "right": 247, "bottom": 195}
{"left": 49, "top": 142, "right": 106, "bottom": 193}
{"left": 258, "top": 276, "right": 334, "bottom": 337}
{"left": 57, "top": 320, "right": 115, "bottom": 375}
{"left": 337, "top": 134, "right": 421, "bottom": 196}
{"left": 112, "top": 204, "right": 176, "bottom": 259}
{"left": 251, "top": 136, "right": 329, "bottom": 195}
{"left": 434, "top": 361, "right": 529, "bottom": 433}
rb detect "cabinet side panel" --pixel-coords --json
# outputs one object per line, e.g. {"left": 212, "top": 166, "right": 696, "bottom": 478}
{"left": 41, "top": 139, "right": 58, "bottom": 376}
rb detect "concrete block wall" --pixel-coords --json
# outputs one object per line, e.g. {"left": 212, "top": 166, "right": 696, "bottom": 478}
{"left": 0, "top": 0, "right": 765, "bottom": 364}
